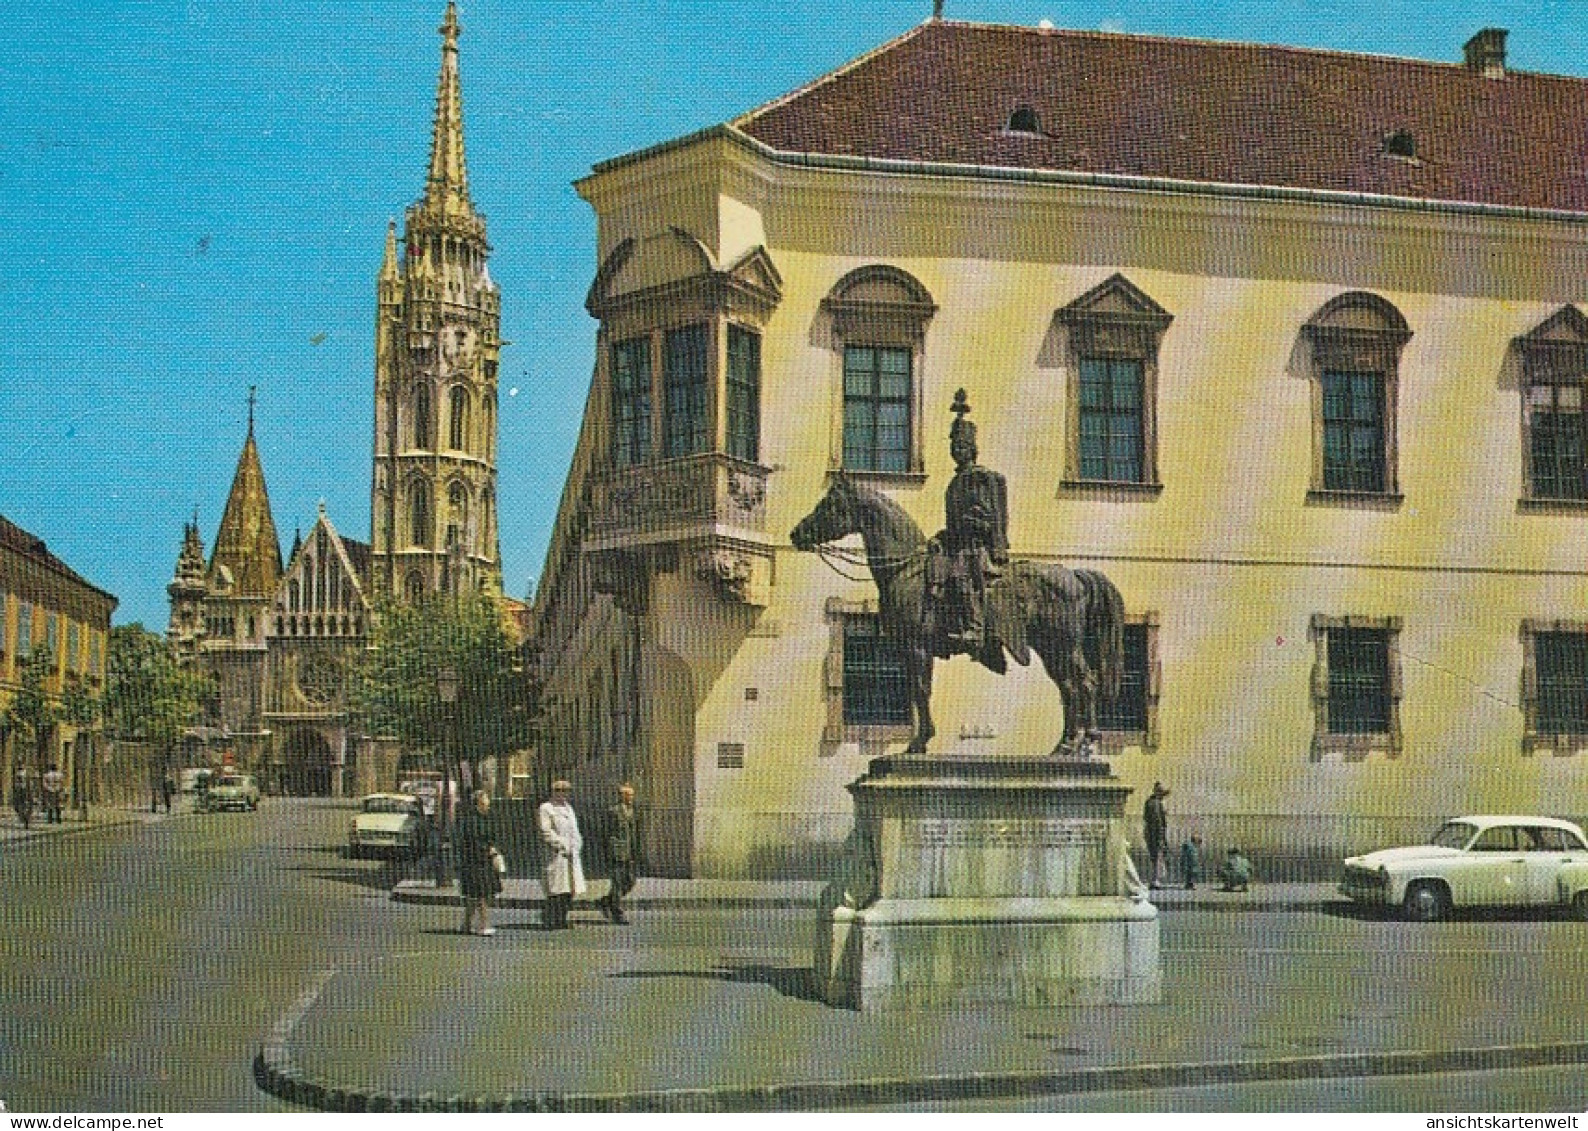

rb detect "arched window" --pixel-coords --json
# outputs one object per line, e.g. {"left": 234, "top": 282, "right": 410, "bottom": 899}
{"left": 449, "top": 481, "right": 470, "bottom": 541}
{"left": 1057, "top": 274, "right": 1173, "bottom": 489}
{"left": 484, "top": 392, "right": 496, "bottom": 461}
{"left": 413, "top": 383, "right": 432, "bottom": 450}
{"left": 449, "top": 385, "right": 469, "bottom": 451}
{"left": 409, "top": 480, "right": 432, "bottom": 547}
{"left": 1302, "top": 293, "right": 1411, "bottom": 499}
{"left": 1516, "top": 306, "right": 1588, "bottom": 504}
{"left": 821, "top": 265, "right": 936, "bottom": 474}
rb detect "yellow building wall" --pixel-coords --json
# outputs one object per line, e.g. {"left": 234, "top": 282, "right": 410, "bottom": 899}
{"left": 562, "top": 137, "right": 1588, "bottom": 877}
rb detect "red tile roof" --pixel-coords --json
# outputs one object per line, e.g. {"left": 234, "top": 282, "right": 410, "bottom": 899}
{"left": 734, "top": 21, "right": 1588, "bottom": 214}
{"left": 0, "top": 515, "right": 117, "bottom": 606}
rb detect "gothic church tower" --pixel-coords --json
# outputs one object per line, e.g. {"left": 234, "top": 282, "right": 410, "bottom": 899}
{"left": 371, "top": 1, "right": 502, "bottom": 601}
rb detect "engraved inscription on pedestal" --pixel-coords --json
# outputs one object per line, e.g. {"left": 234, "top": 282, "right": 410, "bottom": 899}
{"left": 888, "top": 818, "right": 1111, "bottom": 899}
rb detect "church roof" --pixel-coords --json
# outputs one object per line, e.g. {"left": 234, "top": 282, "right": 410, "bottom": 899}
{"left": 340, "top": 535, "right": 372, "bottom": 584}
{"left": 208, "top": 424, "right": 283, "bottom": 599}
{"left": 728, "top": 20, "right": 1588, "bottom": 216}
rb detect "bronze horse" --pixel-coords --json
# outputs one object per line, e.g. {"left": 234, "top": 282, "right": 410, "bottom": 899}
{"left": 791, "top": 473, "right": 1125, "bottom": 755}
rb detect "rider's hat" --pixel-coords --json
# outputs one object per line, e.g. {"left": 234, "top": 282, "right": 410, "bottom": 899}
{"left": 949, "top": 388, "right": 976, "bottom": 444}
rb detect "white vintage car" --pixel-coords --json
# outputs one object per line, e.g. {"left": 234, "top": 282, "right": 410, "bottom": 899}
{"left": 349, "top": 793, "right": 429, "bottom": 860}
{"left": 1341, "top": 815, "right": 1588, "bottom": 921}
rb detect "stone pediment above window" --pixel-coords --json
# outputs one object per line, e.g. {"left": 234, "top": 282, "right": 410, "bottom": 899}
{"left": 1056, "top": 273, "right": 1173, "bottom": 356}
{"left": 1516, "top": 305, "right": 1588, "bottom": 381}
{"left": 1302, "top": 291, "right": 1412, "bottom": 371}
{"left": 820, "top": 264, "right": 937, "bottom": 342}
{"left": 585, "top": 230, "right": 783, "bottom": 323}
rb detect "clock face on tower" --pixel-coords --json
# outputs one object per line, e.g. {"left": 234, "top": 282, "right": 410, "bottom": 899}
{"left": 438, "top": 323, "right": 477, "bottom": 372}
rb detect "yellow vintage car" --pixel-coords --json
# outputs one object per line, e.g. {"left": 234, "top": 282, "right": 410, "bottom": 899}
{"left": 202, "top": 772, "right": 259, "bottom": 812}
{"left": 1341, "top": 815, "right": 1588, "bottom": 921}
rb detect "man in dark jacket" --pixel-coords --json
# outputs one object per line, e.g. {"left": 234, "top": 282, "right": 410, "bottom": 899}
{"left": 602, "top": 783, "right": 641, "bottom": 924}
{"left": 1143, "top": 782, "right": 1169, "bottom": 889}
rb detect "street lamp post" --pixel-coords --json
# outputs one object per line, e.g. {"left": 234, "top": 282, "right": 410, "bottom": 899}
{"left": 436, "top": 666, "right": 460, "bottom": 888}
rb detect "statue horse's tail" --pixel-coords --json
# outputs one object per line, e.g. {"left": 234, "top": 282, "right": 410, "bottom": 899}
{"left": 1076, "top": 569, "right": 1125, "bottom": 701}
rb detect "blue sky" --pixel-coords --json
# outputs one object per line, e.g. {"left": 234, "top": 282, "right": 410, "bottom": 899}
{"left": 3, "top": 1, "right": 1584, "bottom": 628}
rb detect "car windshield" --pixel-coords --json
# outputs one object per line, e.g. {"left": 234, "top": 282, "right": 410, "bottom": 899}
{"left": 215, "top": 776, "right": 246, "bottom": 789}
{"left": 363, "top": 797, "right": 414, "bottom": 815}
{"left": 1431, "top": 821, "right": 1479, "bottom": 849}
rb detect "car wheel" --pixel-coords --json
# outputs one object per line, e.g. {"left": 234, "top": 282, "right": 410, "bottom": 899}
{"left": 1403, "top": 880, "right": 1449, "bottom": 922}
{"left": 1571, "top": 891, "right": 1588, "bottom": 922}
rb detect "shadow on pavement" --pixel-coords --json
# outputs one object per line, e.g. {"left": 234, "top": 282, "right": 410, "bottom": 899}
{"left": 285, "top": 856, "right": 416, "bottom": 893}
{"left": 611, "top": 963, "right": 821, "bottom": 1003}
{"left": 1318, "top": 901, "right": 1583, "bottom": 924}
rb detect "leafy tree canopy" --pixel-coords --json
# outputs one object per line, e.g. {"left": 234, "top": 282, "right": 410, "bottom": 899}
{"left": 103, "top": 624, "right": 205, "bottom": 749}
{"left": 3, "top": 649, "right": 58, "bottom": 752}
{"left": 350, "top": 593, "right": 537, "bottom": 770}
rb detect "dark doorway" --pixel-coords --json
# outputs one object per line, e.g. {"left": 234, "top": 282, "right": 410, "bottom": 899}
{"left": 283, "top": 730, "right": 332, "bottom": 797}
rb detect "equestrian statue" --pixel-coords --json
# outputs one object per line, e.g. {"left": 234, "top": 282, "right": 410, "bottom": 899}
{"left": 791, "top": 389, "right": 1125, "bottom": 756}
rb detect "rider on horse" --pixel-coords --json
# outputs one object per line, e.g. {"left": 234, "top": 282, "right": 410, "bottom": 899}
{"left": 927, "top": 390, "right": 1009, "bottom": 670}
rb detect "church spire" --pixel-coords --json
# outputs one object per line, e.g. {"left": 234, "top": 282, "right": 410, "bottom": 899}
{"left": 209, "top": 396, "right": 283, "bottom": 599}
{"left": 379, "top": 219, "right": 399, "bottom": 281}
{"left": 422, "top": 1, "right": 476, "bottom": 223}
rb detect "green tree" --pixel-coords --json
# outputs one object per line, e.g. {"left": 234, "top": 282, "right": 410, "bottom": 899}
{"left": 60, "top": 671, "right": 103, "bottom": 813}
{"left": 350, "top": 592, "right": 537, "bottom": 775}
{"left": 103, "top": 624, "right": 205, "bottom": 774}
{"left": 3, "top": 648, "right": 59, "bottom": 772}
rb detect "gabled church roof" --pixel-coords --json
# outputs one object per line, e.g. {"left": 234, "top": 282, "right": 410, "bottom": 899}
{"left": 727, "top": 20, "right": 1588, "bottom": 215}
{"left": 279, "top": 507, "right": 373, "bottom": 614}
{"left": 209, "top": 409, "right": 283, "bottom": 599}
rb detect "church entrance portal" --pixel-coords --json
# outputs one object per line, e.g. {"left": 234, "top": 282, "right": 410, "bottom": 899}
{"left": 282, "top": 730, "right": 332, "bottom": 797}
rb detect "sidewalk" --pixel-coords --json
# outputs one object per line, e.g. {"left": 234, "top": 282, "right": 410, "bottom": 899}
{"left": 391, "top": 876, "right": 1334, "bottom": 913}
{"left": 252, "top": 876, "right": 1588, "bottom": 1112}
{"left": 392, "top": 875, "right": 829, "bottom": 911}
{"left": 0, "top": 803, "right": 176, "bottom": 846}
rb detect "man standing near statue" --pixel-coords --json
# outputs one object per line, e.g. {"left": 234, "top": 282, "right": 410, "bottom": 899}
{"left": 1144, "top": 782, "right": 1170, "bottom": 889}
{"left": 602, "top": 782, "right": 641, "bottom": 924}
{"left": 928, "top": 389, "right": 1010, "bottom": 669}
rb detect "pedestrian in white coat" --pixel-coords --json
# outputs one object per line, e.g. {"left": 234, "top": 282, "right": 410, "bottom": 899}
{"left": 537, "top": 779, "right": 586, "bottom": 929}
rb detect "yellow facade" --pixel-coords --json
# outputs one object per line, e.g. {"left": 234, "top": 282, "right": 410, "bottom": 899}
{"left": 535, "top": 88, "right": 1588, "bottom": 877}
{"left": 0, "top": 520, "right": 116, "bottom": 803}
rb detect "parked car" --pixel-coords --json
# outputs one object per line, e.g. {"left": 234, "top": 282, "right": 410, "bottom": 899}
{"left": 349, "top": 793, "right": 429, "bottom": 860}
{"left": 1340, "top": 815, "right": 1588, "bottom": 921}
{"left": 203, "top": 773, "right": 260, "bottom": 812}
{"left": 397, "top": 773, "right": 445, "bottom": 819}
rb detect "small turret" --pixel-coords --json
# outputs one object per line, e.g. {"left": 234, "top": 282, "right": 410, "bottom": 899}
{"left": 167, "top": 513, "right": 209, "bottom": 659}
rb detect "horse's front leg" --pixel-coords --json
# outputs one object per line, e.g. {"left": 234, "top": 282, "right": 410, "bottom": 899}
{"left": 1067, "top": 648, "right": 1102, "bottom": 752}
{"left": 904, "top": 644, "right": 935, "bottom": 754}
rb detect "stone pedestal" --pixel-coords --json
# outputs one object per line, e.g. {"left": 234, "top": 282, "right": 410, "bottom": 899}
{"left": 814, "top": 755, "right": 1160, "bottom": 1010}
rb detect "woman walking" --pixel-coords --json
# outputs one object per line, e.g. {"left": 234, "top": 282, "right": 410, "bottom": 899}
{"left": 455, "top": 789, "right": 502, "bottom": 936}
